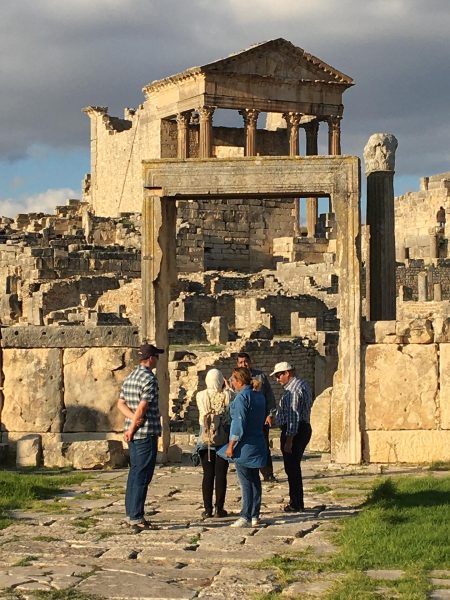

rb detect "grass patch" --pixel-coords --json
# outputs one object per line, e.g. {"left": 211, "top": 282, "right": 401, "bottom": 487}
{"left": 310, "top": 484, "right": 332, "bottom": 494}
{"left": 13, "top": 555, "right": 39, "bottom": 567}
{"left": 332, "top": 476, "right": 450, "bottom": 571}
{"left": 71, "top": 516, "right": 99, "bottom": 530}
{"left": 0, "top": 471, "right": 88, "bottom": 528}
{"left": 325, "top": 569, "right": 431, "bottom": 599}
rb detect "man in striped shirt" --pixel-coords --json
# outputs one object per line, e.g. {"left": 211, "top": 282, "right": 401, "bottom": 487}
{"left": 117, "top": 343, "right": 163, "bottom": 533}
{"left": 271, "top": 361, "right": 314, "bottom": 512}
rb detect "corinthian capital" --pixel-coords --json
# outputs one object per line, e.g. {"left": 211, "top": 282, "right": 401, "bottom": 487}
{"left": 283, "top": 112, "right": 302, "bottom": 127}
{"left": 363, "top": 133, "right": 398, "bottom": 175}
{"left": 197, "top": 106, "right": 215, "bottom": 121}
{"left": 239, "top": 108, "right": 260, "bottom": 127}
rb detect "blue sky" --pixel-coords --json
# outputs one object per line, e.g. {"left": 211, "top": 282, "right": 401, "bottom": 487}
{"left": 1, "top": 0, "right": 449, "bottom": 217}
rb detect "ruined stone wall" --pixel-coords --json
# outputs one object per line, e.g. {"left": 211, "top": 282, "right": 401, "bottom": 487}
{"left": 396, "top": 259, "right": 450, "bottom": 300}
{"left": 176, "top": 197, "right": 296, "bottom": 272}
{"left": 361, "top": 319, "right": 450, "bottom": 463}
{"left": 0, "top": 326, "right": 139, "bottom": 467}
{"left": 395, "top": 172, "right": 450, "bottom": 259}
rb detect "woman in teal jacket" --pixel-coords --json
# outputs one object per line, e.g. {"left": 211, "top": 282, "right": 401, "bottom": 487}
{"left": 219, "top": 367, "right": 266, "bottom": 528}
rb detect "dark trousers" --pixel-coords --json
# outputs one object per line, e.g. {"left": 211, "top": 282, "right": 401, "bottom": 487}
{"left": 125, "top": 434, "right": 158, "bottom": 522}
{"left": 200, "top": 449, "right": 229, "bottom": 511}
{"left": 259, "top": 424, "right": 274, "bottom": 479}
{"left": 281, "top": 422, "right": 312, "bottom": 510}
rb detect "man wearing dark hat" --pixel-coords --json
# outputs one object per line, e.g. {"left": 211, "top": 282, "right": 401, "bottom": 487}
{"left": 271, "top": 361, "right": 314, "bottom": 512}
{"left": 117, "top": 343, "right": 164, "bottom": 533}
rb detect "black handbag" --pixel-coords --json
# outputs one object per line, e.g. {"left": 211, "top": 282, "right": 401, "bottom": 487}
{"left": 191, "top": 446, "right": 201, "bottom": 467}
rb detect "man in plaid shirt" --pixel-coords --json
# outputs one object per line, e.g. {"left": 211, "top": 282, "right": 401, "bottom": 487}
{"left": 271, "top": 361, "right": 314, "bottom": 512}
{"left": 117, "top": 343, "right": 163, "bottom": 533}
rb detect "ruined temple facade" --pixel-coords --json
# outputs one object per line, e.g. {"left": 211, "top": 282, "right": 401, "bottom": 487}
{"left": 83, "top": 38, "right": 353, "bottom": 272}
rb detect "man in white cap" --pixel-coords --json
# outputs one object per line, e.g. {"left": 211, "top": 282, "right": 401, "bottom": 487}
{"left": 270, "top": 361, "right": 314, "bottom": 512}
{"left": 117, "top": 343, "right": 164, "bottom": 532}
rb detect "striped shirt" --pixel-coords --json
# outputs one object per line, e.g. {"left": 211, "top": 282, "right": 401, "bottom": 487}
{"left": 119, "top": 365, "right": 161, "bottom": 439}
{"left": 276, "top": 376, "right": 314, "bottom": 436}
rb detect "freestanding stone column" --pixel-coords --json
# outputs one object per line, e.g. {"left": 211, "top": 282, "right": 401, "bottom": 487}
{"left": 304, "top": 119, "right": 320, "bottom": 237}
{"left": 141, "top": 192, "right": 177, "bottom": 457}
{"left": 198, "top": 106, "right": 215, "bottom": 158}
{"left": 418, "top": 272, "right": 428, "bottom": 302}
{"left": 284, "top": 112, "right": 302, "bottom": 234}
{"left": 176, "top": 111, "right": 192, "bottom": 159}
{"left": 239, "top": 109, "right": 259, "bottom": 156}
{"left": 364, "top": 133, "right": 398, "bottom": 320}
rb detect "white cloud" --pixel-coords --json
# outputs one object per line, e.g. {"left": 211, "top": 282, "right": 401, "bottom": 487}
{"left": 0, "top": 188, "right": 77, "bottom": 218}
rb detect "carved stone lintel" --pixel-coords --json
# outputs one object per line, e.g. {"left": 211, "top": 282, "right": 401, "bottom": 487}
{"left": 363, "top": 133, "right": 398, "bottom": 175}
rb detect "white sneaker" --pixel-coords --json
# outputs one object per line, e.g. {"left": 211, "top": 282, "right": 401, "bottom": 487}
{"left": 251, "top": 517, "right": 260, "bottom": 527}
{"left": 230, "top": 517, "right": 250, "bottom": 528}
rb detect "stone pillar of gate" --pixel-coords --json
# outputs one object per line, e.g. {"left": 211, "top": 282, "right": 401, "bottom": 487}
{"left": 198, "top": 106, "right": 215, "bottom": 158}
{"left": 364, "top": 133, "right": 398, "bottom": 321}
{"left": 284, "top": 112, "right": 302, "bottom": 235}
{"left": 141, "top": 192, "right": 177, "bottom": 458}
{"left": 304, "top": 119, "right": 320, "bottom": 237}
{"left": 328, "top": 115, "right": 342, "bottom": 156}
{"left": 176, "top": 111, "right": 192, "bottom": 159}
{"left": 239, "top": 109, "right": 259, "bottom": 156}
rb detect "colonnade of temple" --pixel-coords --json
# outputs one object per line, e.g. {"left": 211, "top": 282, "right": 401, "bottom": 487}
{"left": 174, "top": 107, "right": 342, "bottom": 237}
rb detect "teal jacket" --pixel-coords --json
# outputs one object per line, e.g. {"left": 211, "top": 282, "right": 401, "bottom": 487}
{"left": 218, "top": 384, "right": 266, "bottom": 468}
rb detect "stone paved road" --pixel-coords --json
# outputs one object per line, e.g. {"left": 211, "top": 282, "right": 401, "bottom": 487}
{"left": 0, "top": 455, "right": 449, "bottom": 599}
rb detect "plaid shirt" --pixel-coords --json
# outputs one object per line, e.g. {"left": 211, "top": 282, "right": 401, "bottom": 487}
{"left": 119, "top": 365, "right": 161, "bottom": 439}
{"left": 276, "top": 376, "right": 313, "bottom": 436}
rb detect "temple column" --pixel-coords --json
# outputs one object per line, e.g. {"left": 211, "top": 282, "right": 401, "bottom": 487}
{"left": 328, "top": 115, "right": 342, "bottom": 156}
{"left": 198, "top": 106, "right": 215, "bottom": 158}
{"left": 284, "top": 112, "right": 302, "bottom": 234}
{"left": 141, "top": 191, "right": 177, "bottom": 458}
{"left": 238, "top": 108, "right": 259, "bottom": 156}
{"left": 364, "top": 133, "right": 398, "bottom": 320}
{"left": 176, "top": 111, "right": 192, "bottom": 159}
{"left": 304, "top": 119, "right": 320, "bottom": 237}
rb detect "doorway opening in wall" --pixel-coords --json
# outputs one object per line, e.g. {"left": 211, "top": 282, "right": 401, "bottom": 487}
{"left": 297, "top": 196, "right": 332, "bottom": 237}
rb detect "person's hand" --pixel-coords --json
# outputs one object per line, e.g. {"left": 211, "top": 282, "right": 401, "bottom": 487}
{"left": 284, "top": 439, "right": 293, "bottom": 454}
{"left": 226, "top": 444, "right": 234, "bottom": 458}
{"left": 124, "top": 429, "right": 134, "bottom": 442}
{"left": 265, "top": 415, "right": 273, "bottom": 427}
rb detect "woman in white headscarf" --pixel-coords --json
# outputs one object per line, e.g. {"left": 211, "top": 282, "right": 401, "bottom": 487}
{"left": 196, "top": 368, "right": 232, "bottom": 518}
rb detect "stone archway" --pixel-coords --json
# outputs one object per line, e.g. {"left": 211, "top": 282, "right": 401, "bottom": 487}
{"left": 141, "top": 155, "right": 362, "bottom": 463}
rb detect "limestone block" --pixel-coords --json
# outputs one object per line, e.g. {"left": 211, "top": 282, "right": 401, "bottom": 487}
{"left": 440, "top": 344, "right": 450, "bottom": 429}
{"left": 67, "top": 440, "right": 126, "bottom": 469}
{"left": 395, "top": 319, "right": 434, "bottom": 344}
{"left": 63, "top": 347, "right": 135, "bottom": 432}
{"left": 16, "top": 434, "right": 42, "bottom": 467}
{"left": 2, "top": 348, "right": 63, "bottom": 433}
{"left": 207, "top": 316, "right": 228, "bottom": 345}
{"left": 363, "top": 430, "right": 450, "bottom": 463}
{"left": 167, "top": 443, "right": 183, "bottom": 463}
{"left": 364, "top": 344, "right": 438, "bottom": 430}
{"left": 309, "top": 387, "right": 331, "bottom": 452}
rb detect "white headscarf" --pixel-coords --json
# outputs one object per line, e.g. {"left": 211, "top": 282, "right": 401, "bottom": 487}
{"left": 205, "top": 368, "right": 225, "bottom": 392}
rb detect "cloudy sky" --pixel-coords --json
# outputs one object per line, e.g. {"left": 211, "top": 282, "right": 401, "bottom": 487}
{"left": 1, "top": 0, "right": 449, "bottom": 216}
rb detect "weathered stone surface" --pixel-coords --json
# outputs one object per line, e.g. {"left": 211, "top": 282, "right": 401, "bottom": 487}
{"left": 364, "top": 344, "right": 438, "bottom": 430}
{"left": 363, "top": 430, "right": 450, "bottom": 462}
{"left": 1, "top": 325, "right": 139, "bottom": 348}
{"left": 363, "top": 133, "right": 398, "bottom": 175}
{"left": 440, "top": 344, "right": 450, "bottom": 429}
{"left": 68, "top": 440, "right": 127, "bottom": 469}
{"left": 2, "top": 348, "right": 63, "bottom": 433}
{"left": 63, "top": 347, "right": 134, "bottom": 432}
{"left": 309, "top": 387, "right": 331, "bottom": 452}
{"left": 16, "top": 434, "right": 42, "bottom": 467}
{"left": 396, "top": 319, "right": 434, "bottom": 344}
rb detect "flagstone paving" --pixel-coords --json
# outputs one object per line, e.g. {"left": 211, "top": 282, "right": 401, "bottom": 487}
{"left": 0, "top": 455, "right": 448, "bottom": 599}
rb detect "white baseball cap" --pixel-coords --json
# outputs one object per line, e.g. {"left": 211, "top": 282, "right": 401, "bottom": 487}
{"left": 270, "top": 361, "right": 294, "bottom": 376}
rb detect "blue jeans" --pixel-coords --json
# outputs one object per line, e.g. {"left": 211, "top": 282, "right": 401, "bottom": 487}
{"left": 235, "top": 464, "right": 262, "bottom": 521}
{"left": 125, "top": 434, "right": 158, "bottom": 523}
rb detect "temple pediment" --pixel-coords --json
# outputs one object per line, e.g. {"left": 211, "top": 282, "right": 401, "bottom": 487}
{"left": 201, "top": 39, "right": 353, "bottom": 85}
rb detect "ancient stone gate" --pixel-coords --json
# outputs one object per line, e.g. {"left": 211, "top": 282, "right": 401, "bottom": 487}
{"left": 141, "top": 155, "right": 362, "bottom": 463}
